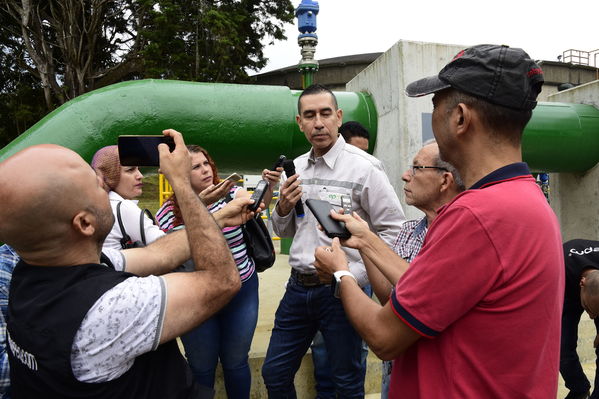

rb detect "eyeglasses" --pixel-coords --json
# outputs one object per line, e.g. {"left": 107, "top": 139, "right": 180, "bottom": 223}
{"left": 408, "top": 165, "right": 448, "bottom": 176}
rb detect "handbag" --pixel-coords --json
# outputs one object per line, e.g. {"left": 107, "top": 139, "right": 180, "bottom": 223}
{"left": 225, "top": 192, "right": 275, "bottom": 272}
{"left": 116, "top": 201, "right": 156, "bottom": 249}
{"left": 243, "top": 215, "right": 276, "bottom": 272}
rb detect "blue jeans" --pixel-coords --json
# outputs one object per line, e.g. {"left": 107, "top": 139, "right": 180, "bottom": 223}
{"left": 181, "top": 271, "right": 259, "bottom": 399}
{"left": 262, "top": 274, "right": 365, "bottom": 398}
{"left": 381, "top": 360, "right": 391, "bottom": 399}
{"left": 560, "top": 294, "right": 599, "bottom": 398}
{"left": 311, "top": 285, "right": 372, "bottom": 399}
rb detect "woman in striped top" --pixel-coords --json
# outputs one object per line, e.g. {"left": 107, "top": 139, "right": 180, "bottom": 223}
{"left": 156, "top": 144, "right": 280, "bottom": 398}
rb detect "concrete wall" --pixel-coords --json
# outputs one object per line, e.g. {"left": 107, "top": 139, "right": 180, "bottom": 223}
{"left": 540, "top": 61, "right": 599, "bottom": 86}
{"left": 536, "top": 61, "right": 599, "bottom": 101}
{"left": 254, "top": 53, "right": 382, "bottom": 91}
{"left": 547, "top": 80, "right": 599, "bottom": 241}
{"left": 347, "top": 39, "right": 599, "bottom": 228}
{"left": 347, "top": 40, "right": 464, "bottom": 220}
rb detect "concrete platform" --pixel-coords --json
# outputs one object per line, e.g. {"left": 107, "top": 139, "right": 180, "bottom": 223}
{"left": 202, "top": 240, "right": 597, "bottom": 398}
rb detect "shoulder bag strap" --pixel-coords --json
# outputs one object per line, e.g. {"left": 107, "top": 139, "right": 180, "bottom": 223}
{"left": 116, "top": 202, "right": 132, "bottom": 248}
{"left": 139, "top": 209, "right": 156, "bottom": 246}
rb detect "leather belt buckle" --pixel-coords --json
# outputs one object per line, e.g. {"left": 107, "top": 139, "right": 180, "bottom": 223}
{"left": 291, "top": 269, "right": 322, "bottom": 287}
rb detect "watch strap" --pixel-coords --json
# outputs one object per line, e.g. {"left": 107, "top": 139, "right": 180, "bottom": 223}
{"left": 332, "top": 270, "right": 356, "bottom": 298}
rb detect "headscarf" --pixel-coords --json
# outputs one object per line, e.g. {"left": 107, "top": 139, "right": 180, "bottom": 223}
{"left": 91, "top": 145, "right": 121, "bottom": 192}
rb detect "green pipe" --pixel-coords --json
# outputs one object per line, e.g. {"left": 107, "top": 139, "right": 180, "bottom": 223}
{"left": 522, "top": 102, "right": 599, "bottom": 173}
{"left": 299, "top": 65, "right": 316, "bottom": 88}
{"left": 2, "top": 80, "right": 599, "bottom": 174}
{"left": 0, "top": 80, "right": 377, "bottom": 173}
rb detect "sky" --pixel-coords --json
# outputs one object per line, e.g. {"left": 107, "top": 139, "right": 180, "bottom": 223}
{"left": 255, "top": 0, "right": 599, "bottom": 74}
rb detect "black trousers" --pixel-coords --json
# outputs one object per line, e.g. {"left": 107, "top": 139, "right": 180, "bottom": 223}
{"left": 560, "top": 295, "right": 599, "bottom": 397}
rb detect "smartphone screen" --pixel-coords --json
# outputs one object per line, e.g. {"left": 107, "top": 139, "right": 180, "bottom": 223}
{"left": 118, "top": 135, "right": 175, "bottom": 166}
{"left": 248, "top": 180, "right": 269, "bottom": 212}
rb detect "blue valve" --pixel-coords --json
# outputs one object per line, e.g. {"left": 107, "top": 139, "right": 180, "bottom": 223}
{"left": 296, "top": 0, "right": 319, "bottom": 37}
{"left": 537, "top": 172, "right": 550, "bottom": 203}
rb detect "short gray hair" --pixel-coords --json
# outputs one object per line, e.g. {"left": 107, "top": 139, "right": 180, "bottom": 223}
{"left": 422, "top": 139, "right": 465, "bottom": 191}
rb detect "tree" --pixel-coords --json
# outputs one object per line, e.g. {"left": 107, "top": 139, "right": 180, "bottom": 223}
{"left": 2, "top": 0, "right": 146, "bottom": 110}
{"left": 0, "top": 0, "right": 294, "bottom": 144}
{"left": 0, "top": 8, "right": 48, "bottom": 145}
{"left": 140, "top": 0, "right": 294, "bottom": 82}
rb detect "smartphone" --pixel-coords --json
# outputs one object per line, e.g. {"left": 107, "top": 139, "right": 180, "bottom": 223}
{"left": 248, "top": 179, "right": 269, "bottom": 212}
{"left": 305, "top": 199, "right": 351, "bottom": 239}
{"left": 272, "top": 155, "right": 286, "bottom": 171}
{"left": 215, "top": 173, "right": 242, "bottom": 188}
{"left": 118, "top": 135, "right": 175, "bottom": 166}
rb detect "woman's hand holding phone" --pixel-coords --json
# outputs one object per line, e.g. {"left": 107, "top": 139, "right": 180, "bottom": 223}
{"left": 198, "top": 173, "right": 240, "bottom": 206}
{"left": 199, "top": 180, "right": 234, "bottom": 206}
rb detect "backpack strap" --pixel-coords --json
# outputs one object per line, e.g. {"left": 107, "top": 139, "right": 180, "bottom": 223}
{"left": 100, "top": 252, "right": 116, "bottom": 270}
{"left": 139, "top": 209, "right": 156, "bottom": 245}
{"left": 116, "top": 202, "right": 132, "bottom": 249}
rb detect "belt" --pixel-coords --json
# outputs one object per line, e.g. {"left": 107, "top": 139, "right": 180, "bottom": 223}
{"left": 291, "top": 269, "right": 324, "bottom": 287}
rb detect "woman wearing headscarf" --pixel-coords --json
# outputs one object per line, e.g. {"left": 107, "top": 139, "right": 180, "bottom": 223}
{"left": 91, "top": 145, "right": 164, "bottom": 250}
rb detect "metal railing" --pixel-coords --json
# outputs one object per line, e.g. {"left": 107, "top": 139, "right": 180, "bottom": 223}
{"left": 562, "top": 49, "right": 590, "bottom": 65}
{"left": 562, "top": 48, "right": 599, "bottom": 67}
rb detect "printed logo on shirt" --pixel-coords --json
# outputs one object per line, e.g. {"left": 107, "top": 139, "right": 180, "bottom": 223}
{"left": 318, "top": 191, "right": 352, "bottom": 210}
{"left": 7, "top": 331, "right": 37, "bottom": 371}
{"left": 569, "top": 246, "right": 599, "bottom": 256}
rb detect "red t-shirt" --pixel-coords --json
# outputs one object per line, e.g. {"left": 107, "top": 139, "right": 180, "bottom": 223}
{"left": 390, "top": 173, "right": 564, "bottom": 398}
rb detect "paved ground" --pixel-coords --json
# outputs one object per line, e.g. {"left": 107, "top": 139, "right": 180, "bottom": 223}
{"left": 559, "top": 366, "right": 597, "bottom": 398}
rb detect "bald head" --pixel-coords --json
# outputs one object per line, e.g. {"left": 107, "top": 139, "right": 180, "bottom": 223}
{"left": 0, "top": 145, "right": 113, "bottom": 261}
{"left": 581, "top": 269, "right": 599, "bottom": 319}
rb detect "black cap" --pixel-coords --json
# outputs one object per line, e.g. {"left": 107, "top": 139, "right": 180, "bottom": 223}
{"left": 405, "top": 44, "right": 544, "bottom": 111}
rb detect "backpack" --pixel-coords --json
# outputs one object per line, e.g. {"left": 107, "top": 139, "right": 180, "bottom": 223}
{"left": 225, "top": 192, "right": 275, "bottom": 272}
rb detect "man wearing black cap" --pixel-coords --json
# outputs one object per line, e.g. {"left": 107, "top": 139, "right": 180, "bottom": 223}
{"left": 313, "top": 44, "right": 564, "bottom": 398}
{"left": 562, "top": 239, "right": 599, "bottom": 399}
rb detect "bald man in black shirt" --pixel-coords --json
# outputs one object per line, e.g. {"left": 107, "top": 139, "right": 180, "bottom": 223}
{"left": 562, "top": 239, "right": 599, "bottom": 399}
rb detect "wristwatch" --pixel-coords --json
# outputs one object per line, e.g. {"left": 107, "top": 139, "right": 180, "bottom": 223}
{"left": 331, "top": 270, "right": 357, "bottom": 298}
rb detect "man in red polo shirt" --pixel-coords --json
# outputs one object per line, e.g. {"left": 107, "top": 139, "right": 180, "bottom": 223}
{"left": 313, "top": 44, "right": 564, "bottom": 398}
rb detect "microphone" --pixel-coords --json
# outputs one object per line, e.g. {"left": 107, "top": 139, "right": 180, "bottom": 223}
{"left": 282, "top": 159, "right": 305, "bottom": 218}
{"left": 272, "top": 155, "right": 286, "bottom": 171}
